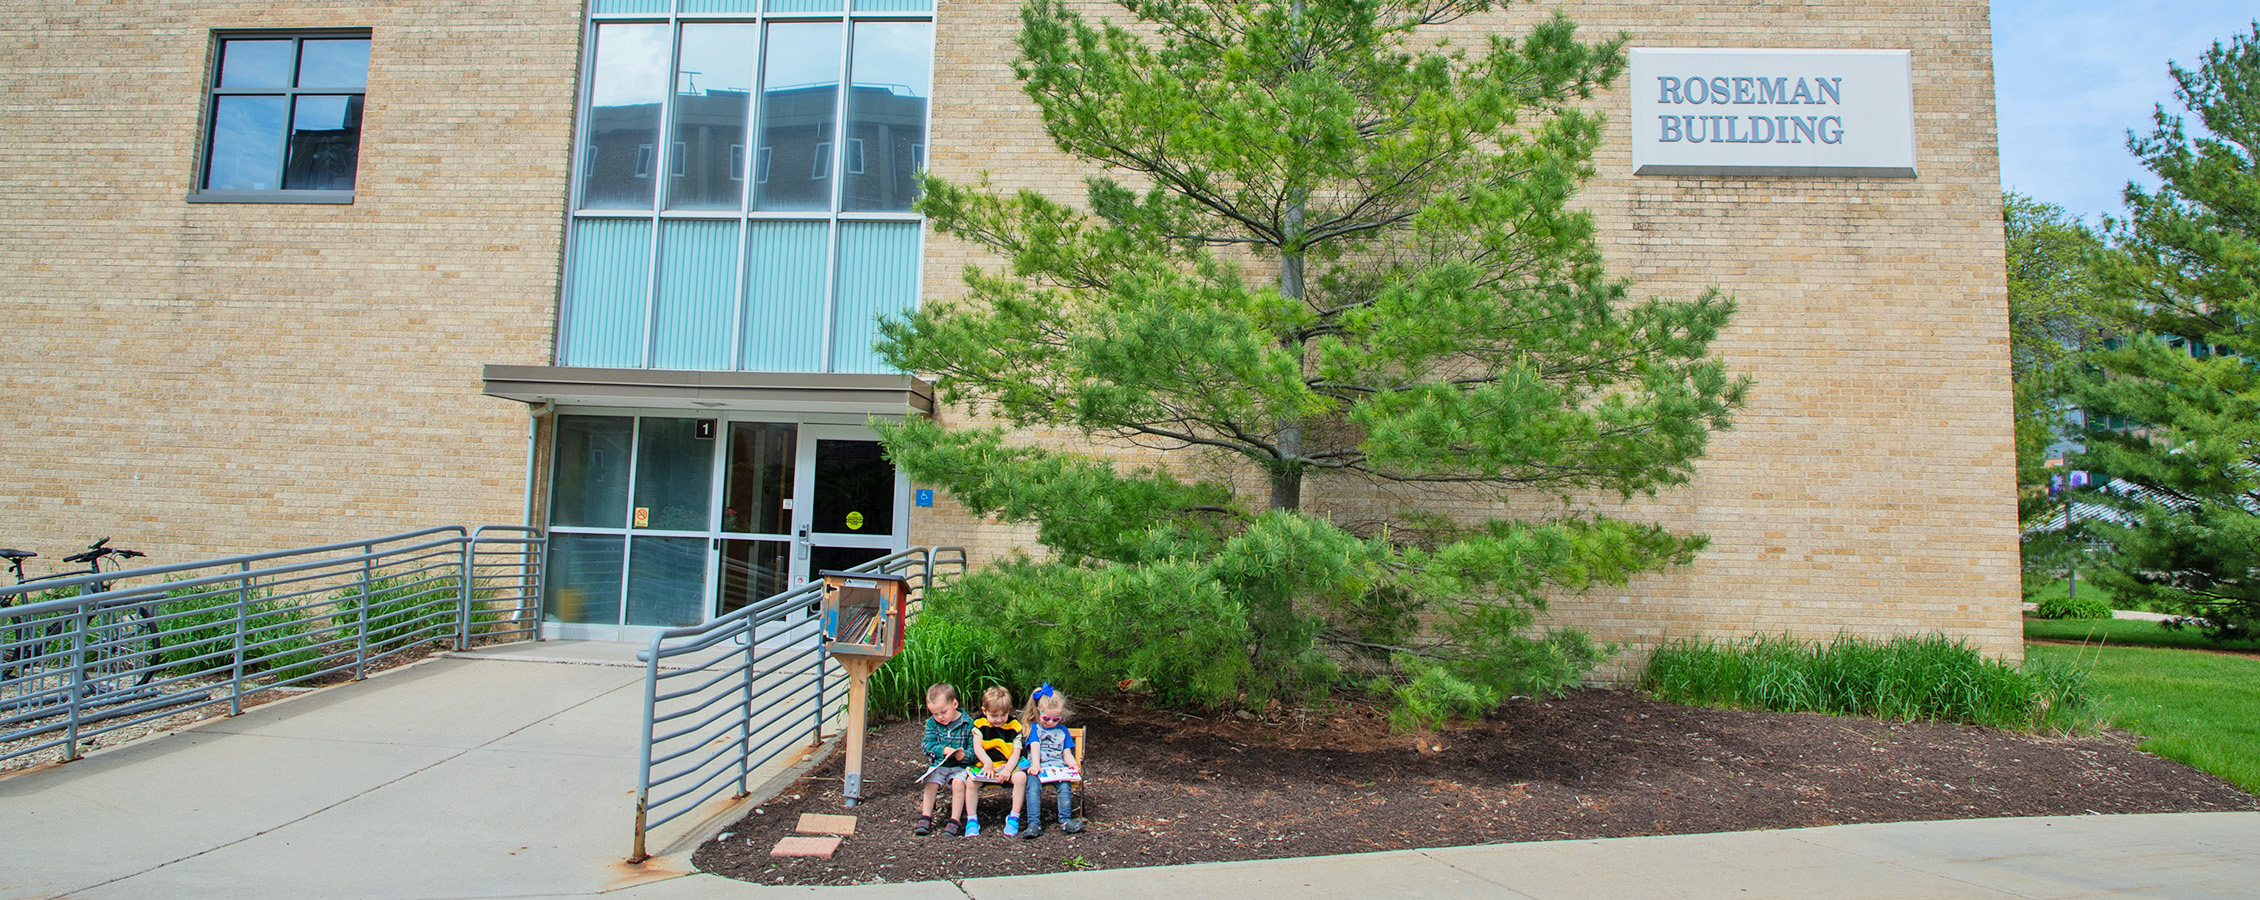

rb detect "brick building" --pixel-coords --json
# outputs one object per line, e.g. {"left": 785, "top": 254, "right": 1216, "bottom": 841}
{"left": 0, "top": 1, "right": 2018, "bottom": 662}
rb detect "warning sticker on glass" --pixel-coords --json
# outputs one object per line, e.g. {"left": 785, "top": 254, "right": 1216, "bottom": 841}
{"left": 845, "top": 511, "right": 865, "bottom": 530}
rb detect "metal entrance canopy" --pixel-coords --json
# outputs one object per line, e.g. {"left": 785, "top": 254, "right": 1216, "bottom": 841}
{"left": 480, "top": 365, "right": 933, "bottom": 417}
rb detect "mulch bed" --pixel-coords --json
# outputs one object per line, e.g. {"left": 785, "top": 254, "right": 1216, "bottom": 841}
{"left": 693, "top": 688, "right": 2259, "bottom": 886}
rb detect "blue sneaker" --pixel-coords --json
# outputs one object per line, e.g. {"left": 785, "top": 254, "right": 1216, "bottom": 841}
{"left": 1004, "top": 814, "right": 1020, "bottom": 836}
{"left": 964, "top": 817, "right": 981, "bottom": 837}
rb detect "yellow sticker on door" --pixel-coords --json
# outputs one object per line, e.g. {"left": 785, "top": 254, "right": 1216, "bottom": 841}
{"left": 845, "top": 511, "right": 865, "bottom": 531}
{"left": 634, "top": 507, "right": 649, "bottom": 528}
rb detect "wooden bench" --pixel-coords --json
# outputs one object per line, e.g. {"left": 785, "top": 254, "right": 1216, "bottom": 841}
{"left": 969, "top": 726, "right": 1086, "bottom": 793}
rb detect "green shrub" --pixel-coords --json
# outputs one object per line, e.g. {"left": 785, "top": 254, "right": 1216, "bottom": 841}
{"left": 153, "top": 577, "right": 322, "bottom": 680}
{"left": 867, "top": 614, "right": 1014, "bottom": 721}
{"left": 2033, "top": 593, "right": 2112, "bottom": 620}
{"left": 1641, "top": 633, "right": 2095, "bottom": 732}
{"left": 334, "top": 571, "right": 459, "bottom": 653}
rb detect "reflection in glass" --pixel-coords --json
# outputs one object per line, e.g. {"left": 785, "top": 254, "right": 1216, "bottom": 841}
{"left": 811, "top": 439, "right": 894, "bottom": 534}
{"left": 627, "top": 536, "right": 708, "bottom": 626}
{"left": 296, "top": 39, "right": 370, "bottom": 89}
{"left": 218, "top": 39, "right": 292, "bottom": 89}
{"left": 580, "top": 23, "right": 671, "bottom": 209}
{"left": 717, "top": 539, "right": 791, "bottom": 615}
{"left": 283, "top": 95, "right": 363, "bottom": 190}
{"left": 544, "top": 533, "right": 624, "bottom": 625}
{"left": 551, "top": 415, "right": 634, "bottom": 527}
{"left": 205, "top": 95, "right": 287, "bottom": 190}
{"left": 843, "top": 23, "right": 931, "bottom": 212}
{"left": 632, "top": 417, "right": 715, "bottom": 531}
{"left": 668, "top": 24, "right": 759, "bottom": 211}
{"left": 753, "top": 22, "right": 841, "bottom": 212}
{"left": 724, "top": 422, "right": 796, "bottom": 534}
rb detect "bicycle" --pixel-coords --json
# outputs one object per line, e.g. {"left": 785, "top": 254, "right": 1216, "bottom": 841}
{"left": 1, "top": 538, "right": 159, "bottom": 695}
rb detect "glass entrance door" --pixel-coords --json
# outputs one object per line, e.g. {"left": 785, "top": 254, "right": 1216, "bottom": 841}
{"left": 544, "top": 411, "right": 908, "bottom": 642}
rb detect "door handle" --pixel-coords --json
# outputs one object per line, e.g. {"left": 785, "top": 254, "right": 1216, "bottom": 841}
{"left": 795, "top": 526, "right": 810, "bottom": 560}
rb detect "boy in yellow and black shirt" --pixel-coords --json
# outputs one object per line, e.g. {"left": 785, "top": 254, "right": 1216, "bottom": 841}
{"left": 969, "top": 685, "right": 1030, "bottom": 836}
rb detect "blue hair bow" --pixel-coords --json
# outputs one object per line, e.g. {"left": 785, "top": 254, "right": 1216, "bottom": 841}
{"left": 1032, "top": 682, "right": 1054, "bottom": 702}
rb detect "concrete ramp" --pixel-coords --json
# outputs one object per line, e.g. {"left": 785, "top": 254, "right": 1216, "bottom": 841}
{"left": 0, "top": 642, "right": 802, "bottom": 900}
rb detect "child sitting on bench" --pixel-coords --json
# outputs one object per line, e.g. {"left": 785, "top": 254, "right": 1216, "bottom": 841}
{"left": 1018, "top": 683, "right": 1084, "bottom": 837}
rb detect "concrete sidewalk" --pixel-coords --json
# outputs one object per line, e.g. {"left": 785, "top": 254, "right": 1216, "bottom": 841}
{"left": 3, "top": 643, "right": 2254, "bottom": 899}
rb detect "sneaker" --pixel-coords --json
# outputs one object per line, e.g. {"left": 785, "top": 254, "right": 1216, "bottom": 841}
{"left": 1061, "top": 818, "right": 1086, "bottom": 834}
{"left": 945, "top": 818, "right": 964, "bottom": 837}
{"left": 1020, "top": 823, "right": 1042, "bottom": 840}
{"left": 1003, "top": 814, "right": 1020, "bottom": 836}
{"left": 964, "top": 817, "right": 982, "bottom": 837}
{"left": 913, "top": 815, "right": 933, "bottom": 836}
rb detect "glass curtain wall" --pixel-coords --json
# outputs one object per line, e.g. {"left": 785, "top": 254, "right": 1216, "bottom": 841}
{"left": 564, "top": 0, "right": 933, "bottom": 374}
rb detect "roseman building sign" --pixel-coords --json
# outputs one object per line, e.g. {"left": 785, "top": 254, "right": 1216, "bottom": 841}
{"left": 1630, "top": 48, "right": 1916, "bottom": 178}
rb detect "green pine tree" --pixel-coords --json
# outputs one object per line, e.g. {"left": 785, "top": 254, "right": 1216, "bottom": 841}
{"left": 2073, "top": 24, "right": 2260, "bottom": 640}
{"left": 878, "top": 0, "right": 1749, "bottom": 715}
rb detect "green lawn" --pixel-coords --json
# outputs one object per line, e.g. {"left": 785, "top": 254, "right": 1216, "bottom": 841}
{"left": 2024, "top": 616, "right": 2260, "bottom": 652}
{"left": 2024, "top": 641, "right": 2260, "bottom": 793}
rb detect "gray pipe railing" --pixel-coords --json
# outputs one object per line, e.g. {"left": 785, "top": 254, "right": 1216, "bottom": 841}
{"left": 0, "top": 526, "right": 545, "bottom": 767}
{"left": 630, "top": 545, "right": 966, "bottom": 861}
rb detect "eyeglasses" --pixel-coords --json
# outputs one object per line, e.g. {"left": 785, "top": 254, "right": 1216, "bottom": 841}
{"left": 1038, "top": 714, "right": 1062, "bottom": 723}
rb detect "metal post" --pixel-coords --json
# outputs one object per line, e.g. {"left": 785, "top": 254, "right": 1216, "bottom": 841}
{"left": 630, "top": 636, "right": 662, "bottom": 863}
{"left": 64, "top": 603, "right": 88, "bottom": 761}
{"left": 457, "top": 538, "right": 474, "bottom": 651}
{"left": 231, "top": 563, "right": 250, "bottom": 716}
{"left": 355, "top": 543, "right": 373, "bottom": 680}
{"left": 738, "top": 620, "right": 755, "bottom": 797}
{"left": 532, "top": 537, "right": 550, "bottom": 642}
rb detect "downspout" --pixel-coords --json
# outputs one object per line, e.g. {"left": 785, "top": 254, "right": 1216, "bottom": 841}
{"left": 523, "top": 400, "right": 554, "bottom": 527}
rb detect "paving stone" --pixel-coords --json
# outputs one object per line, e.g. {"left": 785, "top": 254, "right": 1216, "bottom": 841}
{"left": 770, "top": 835, "right": 842, "bottom": 858}
{"left": 797, "top": 813, "right": 858, "bottom": 835}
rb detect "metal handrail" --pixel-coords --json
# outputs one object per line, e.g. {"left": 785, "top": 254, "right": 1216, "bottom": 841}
{"left": 629, "top": 545, "right": 967, "bottom": 861}
{"left": 0, "top": 526, "right": 546, "bottom": 767}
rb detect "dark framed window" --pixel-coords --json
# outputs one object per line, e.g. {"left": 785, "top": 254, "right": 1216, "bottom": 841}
{"left": 192, "top": 31, "right": 371, "bottom": 204}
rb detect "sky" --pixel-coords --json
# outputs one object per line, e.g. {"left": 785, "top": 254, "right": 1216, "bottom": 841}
{"left": 1992, "top": 1, "right": 2255, "bottom": 225}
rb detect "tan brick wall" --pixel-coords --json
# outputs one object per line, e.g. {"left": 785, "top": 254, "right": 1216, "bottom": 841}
{"left": 919, "top": 0, "right": 2020, "bottom": 671}
{"left": 0, "top": 3, "right": 578, "bottom": 560}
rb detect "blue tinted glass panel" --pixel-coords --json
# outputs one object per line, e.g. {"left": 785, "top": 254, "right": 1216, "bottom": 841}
{"left": 831, "top": 222, "right": 920, "bottom": 373}
{"left": 551, "top": 415, "right": 634, "bottom": 527}
{"left": 683, "top": 0, "right": 761, "bottom": 12}
{"left": 205, "top": 95, "right": 287, "bottom": 190}
{"left": 217, "top": 39, "right": 292, "bottom": 89}
{"left": 753, "top": 22, "right": 841, "bottom": 212}
{"left": 741, "top": 220, "right": 828, "bottom": 371}
{"left": 282, "top": 95, "right": 362, "bottom": 190}
{"left": 853, "top": 0, "right": 932, "bottom": 12}
{"left": 627, "top": 537, "right": 708, "bottom": 626}
{"left": 296, "top": 39, "right": 370, "bottom": 89}
{"left": 591, "top": 0, "right": 670, "bottom": 13}
{"left": 843, "top": 22, "right": 931, "bottom": 212}
{"left": 545, "top": 533, "right": 624, "bottom": 625}
{"left": 563, "top": 218, "right": 653, "bottom": 367}
{"left": 653, "top": 220, "right": 740, "bottom": 370}
{"left": 767, "top": 0, "right": 844, "bottom": 11}
{"left": 633, "top": 417, "right": 716, "bottom": 531}
{"left": 580, "top": 23, "right": 671, "bottom": 209}
{"left": 668, "top": 24, "right": 759, "bottom": 211}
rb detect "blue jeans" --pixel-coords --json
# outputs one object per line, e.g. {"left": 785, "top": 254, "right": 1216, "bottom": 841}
{"left": 1024, "top": 774, "right": 1073, "bottom": 825}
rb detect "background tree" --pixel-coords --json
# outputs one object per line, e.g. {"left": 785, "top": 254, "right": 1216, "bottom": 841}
{"left": 880, "top": 0, "right": 1749, "bottom": 717}
{"left": 2003, "top": 192, "right": 2108, "bottom": 494}
{"left": 2001, "top": 192, "right": 2109, "bottom": 595}
{"left": 2071, "top": 24, "right": 2260, "bottom": 639}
